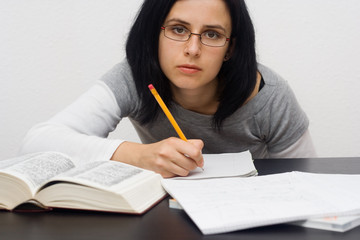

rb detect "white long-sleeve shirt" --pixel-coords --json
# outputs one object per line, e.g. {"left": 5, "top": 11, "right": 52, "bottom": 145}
{"left": 20, "top": 81, "right": 124, "bottom": 165}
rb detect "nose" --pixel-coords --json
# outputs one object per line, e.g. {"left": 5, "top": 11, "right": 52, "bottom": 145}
{"left": 184, "top": 33, "right": 202, "bottom": 57}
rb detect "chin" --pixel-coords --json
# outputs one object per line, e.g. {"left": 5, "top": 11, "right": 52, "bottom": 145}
{"left": 171, "top": 81, "right": 200, "bottom": 90}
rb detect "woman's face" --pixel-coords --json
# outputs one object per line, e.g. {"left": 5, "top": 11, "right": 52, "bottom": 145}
{"left": 158, "top": 0, "right": 232, "bottom": 95}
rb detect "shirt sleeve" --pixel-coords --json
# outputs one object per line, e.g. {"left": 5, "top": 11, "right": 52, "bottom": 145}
{"left": 260, "top": 79, "right": 310, "bottom": 155}
{"left": 268, "top": 129, "right": 317, "bottom": 158}
{"left": 19, "top": 81, "right": 125, "bottom": 165}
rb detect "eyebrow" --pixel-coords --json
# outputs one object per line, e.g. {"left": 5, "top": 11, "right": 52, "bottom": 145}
{"left": 165, "top": 18, "right": 227, "bottom": 33}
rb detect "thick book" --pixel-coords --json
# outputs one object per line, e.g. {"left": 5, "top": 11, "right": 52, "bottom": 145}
{"left": 162, "top": 172, "right": 360, "bottom": 235}
{"left": 0, "top": 152, "right": 167, "bottom": 214}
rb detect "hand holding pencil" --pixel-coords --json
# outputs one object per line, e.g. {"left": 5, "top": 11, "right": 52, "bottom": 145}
{"left": 148, "top": 84, "right": 204, "bottom": 171}
{"left": 110, "top": 84, "right": 204, "bottom": 178}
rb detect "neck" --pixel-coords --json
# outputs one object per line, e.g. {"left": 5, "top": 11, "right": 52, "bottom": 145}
{"left": 170, "top": 72, "right": 261, "bottom": 115}
{"left": 171, "top": 82, "right": 219, "bottom": 115}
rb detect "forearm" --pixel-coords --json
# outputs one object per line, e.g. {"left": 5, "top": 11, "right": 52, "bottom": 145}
{"left": 19, "top": 81, "right": 124, "bottom": 164}
{"left": 20, "top": 122, "right": 124, "bottom": 165}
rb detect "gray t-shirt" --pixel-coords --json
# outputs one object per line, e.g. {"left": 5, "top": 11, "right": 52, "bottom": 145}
{"left": 102, "top": 60, "right": 309, "bottom": 159}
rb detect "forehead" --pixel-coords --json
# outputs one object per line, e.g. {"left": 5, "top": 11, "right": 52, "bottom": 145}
{"left": 165, "top": 0, "right": 232, "bottom": 32}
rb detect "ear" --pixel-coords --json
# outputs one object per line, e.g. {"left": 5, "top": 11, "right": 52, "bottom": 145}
{"left": 224, "top": 38, "right": 235, "bottom": 61}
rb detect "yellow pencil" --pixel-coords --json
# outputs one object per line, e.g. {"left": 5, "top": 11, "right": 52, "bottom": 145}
{"left": 148, "top": 84, "right": 187, "bottom": 141}
{"left": 148, "top": 84, "right": 204, "bottom": 171}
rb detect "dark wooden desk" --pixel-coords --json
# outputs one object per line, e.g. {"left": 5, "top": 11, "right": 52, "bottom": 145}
{"left": 1, "top": 157, "right": 360, "bottom": 240}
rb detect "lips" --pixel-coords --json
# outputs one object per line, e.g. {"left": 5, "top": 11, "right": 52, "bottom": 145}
{"left": 177, "top": 64, "right": 202, "bottom": 74}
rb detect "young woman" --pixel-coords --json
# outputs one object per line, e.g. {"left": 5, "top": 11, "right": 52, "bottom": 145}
{"left": 20, "top": 0, "right": 316, "bottom": 178}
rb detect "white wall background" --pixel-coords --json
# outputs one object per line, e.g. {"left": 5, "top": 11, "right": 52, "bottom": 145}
{"left": 1, "top": 0, "right": 359, "bottom": 160}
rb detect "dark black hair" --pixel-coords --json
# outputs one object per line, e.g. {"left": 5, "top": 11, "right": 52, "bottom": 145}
{"left": 126, "top": 0, "right": 257, "bottom": 130}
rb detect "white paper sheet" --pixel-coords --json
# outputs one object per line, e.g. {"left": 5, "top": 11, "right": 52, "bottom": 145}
{"left": 172, "top": 150, "right": 257, "bottom": 180}
{"left": 162, "top": 172, "right": 360, "bottom": 235}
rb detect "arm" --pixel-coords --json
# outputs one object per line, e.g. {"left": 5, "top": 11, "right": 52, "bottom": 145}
{"left": 20, "top": 81, "right": 204, "bottom": 177}
{"left": 268, "top": 129, "right": 317, "bottom": 158}
{"left": 257, "top": 65, "right": 317, "bottom": 159}
{"left": 19, "top": 81, "right": 124, "bottom": 165}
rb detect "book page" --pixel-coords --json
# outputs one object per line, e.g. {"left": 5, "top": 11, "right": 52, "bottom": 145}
{"left": 162, "top": 172, "right": 360, "bottom": 235}
{"left": 0, "top": 153, "right": 40, "bottom": 169}
{"left": 172, "top": 150, "right": 257, "bottom": 180}
{"left": 2, "top": 152, "right": 75, "bottom": 194}
{"left": 43, "top": 161, "right": 146, "bottom": 191}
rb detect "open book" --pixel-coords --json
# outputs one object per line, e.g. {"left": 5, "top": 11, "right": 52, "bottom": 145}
{"left": 162, "top": 171, "right": 360, "bottom": 235}
{"left": 0, "top": 150, "right": 256, "bottom": 214}
{"left": 0, "top": 152, "right": 166, "bottom": 214}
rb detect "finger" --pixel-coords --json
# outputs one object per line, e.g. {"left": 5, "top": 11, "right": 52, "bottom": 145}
{"left": 182, "top": 139, "right": 204, "bottom": 168}
{"left": 155, "top": 156, "right": 192, "bottom": 177}
{"left": 167, "top": 162, "right": 192, "bottom": 177}
{"left": 158, "top": 169, "right": 179, "bottom": 178}
{"left": 155, "top": 137, "right": 203, "bottom": 174}
{"left": 169, "top": 151, "right": 199, "bottom": 171}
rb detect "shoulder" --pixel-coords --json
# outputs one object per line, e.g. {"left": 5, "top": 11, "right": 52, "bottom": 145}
{"left": 256, "top": 64, "right": 309, "bottom": 152}
{"left": 255, "top": 63, "right": 306, "bottom": 118}
{"left": 256, "top": 64, "right": 300, "bottom": 110}
{"left": 226, "top": 64, "right": 298, "bottom": 121}
{"left": 258, "top": 63, "right": 290, "bottom": 93}
{"left": 101, "top": 59, "right": 134, "bottom": 91}
{"left": 100, "top": 59, "right": 140, "bottom": 116}
{"left": 238, "top": 63, "right": 295, "bottom": 117}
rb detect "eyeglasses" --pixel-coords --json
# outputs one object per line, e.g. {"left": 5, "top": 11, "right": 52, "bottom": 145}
{"left": 161, "top": 25, "right": 230, "bottom": 47}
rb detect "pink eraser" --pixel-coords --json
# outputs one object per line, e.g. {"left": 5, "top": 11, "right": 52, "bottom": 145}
{"left": 148, "top": 84, "right": 154, "bottom": 90}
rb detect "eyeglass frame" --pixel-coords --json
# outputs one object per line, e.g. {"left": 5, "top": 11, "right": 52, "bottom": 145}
{"left": 160, "top": 26, "right": 230, "bottom": 47}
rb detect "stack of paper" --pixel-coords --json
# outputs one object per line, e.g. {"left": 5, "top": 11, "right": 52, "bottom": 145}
{"left": 162, "top": 172, "right": 360, "bottom": 235}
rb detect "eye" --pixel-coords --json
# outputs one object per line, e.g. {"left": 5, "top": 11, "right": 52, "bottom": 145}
{"left": 170, "top": 25, "right": 189, "bottom": 35}
{"left": 203, "top": 31, "right": 222, "bottom": 40}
